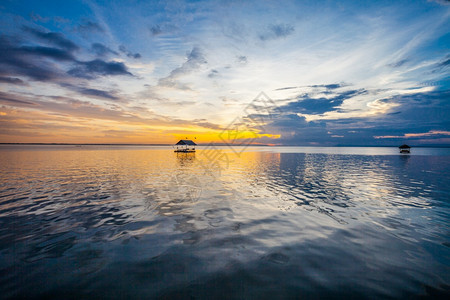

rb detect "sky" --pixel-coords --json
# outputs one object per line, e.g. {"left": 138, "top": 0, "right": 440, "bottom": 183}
{"left": 0, "top": 0, "right": 449, "bottom": 146}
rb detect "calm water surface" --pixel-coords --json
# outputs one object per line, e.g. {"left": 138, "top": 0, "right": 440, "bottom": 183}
{"left": 0, "top": 145, "right": 449, "bottom": 299}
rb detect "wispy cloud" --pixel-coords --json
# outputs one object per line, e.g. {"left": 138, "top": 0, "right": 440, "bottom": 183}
{"left": 375, "top": 130, "right": 450, "bottom": 139}
{"left": 68, "top": 59, "right": 133, "bottom": 79}
{"left": 76, "top": 20, "right": 105, "bottom": 34}
{"left": 91, "top": 43, "right": 118, "bottom": 57}
{"left": 158, "top": 46, "right": 207, "bottom": 89}
{"left": 259, "top": 23, "right": 295, "bottom": 41}
{"left": 119, "top": 45, "right": 141, "bottom": 59}
{"left": 0, "top": 76, "right": 27, "bottom": 85}
{"left": 23, "top": 26, "right": 79, "bottom": 51}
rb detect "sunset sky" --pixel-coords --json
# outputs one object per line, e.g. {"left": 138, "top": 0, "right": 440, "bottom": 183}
{"left": 0, "top": 0, "right": 449, "bottom": 145}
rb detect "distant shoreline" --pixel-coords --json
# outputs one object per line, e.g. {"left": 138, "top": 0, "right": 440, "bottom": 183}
{"left": 1, "top": 143, "right": 449, "bottom": 148}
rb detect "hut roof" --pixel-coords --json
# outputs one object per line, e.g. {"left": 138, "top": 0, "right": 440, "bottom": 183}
{"left": 399, "top": 144, "right": 411, "bottom": 149}
{"left": 176, "top": 139, "right": 197, "bottom": 146}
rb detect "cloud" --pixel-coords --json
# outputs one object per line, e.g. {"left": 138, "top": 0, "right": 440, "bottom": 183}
{"left": 274, "top": 86, "right": 298, "bottom": 91}
{"left": 237, "top": 55, "right": 247, "bottom": 64}
{"left": 0, "top": 36, "right": 65, "bottom": 81}
{"left": 60, "top": 84, "right": 119, "bottom": 100}
{"left": 0, "top": 91, "right": 36, "bottom": 106}
{"left": 387, "top": 59, "right": 409, "bottom": 68}
{"left": 283, "top": 89, "right": 367, "bottom": 115}
{"left": 158, "top": 46, "right": 207, "bottom": 88}
{"left": 439, "top": 57, "right": 450, "bottom": 67}
{"left": 0, "top": 34, "right": 134, "bottom": 83}
{"left": 208, "top": 69, "right": 219, "bottom": 78}
{"left": 29, "top": 13, "right": 69, "bottom": 24}
{"left": 245, "top": 87, "right": 450, "bottom": 146}
{"left": 76, "top": 20, "right": 105, "bottom": 33}
{"left": 119, "top": 45, "right": 141, "bottom": 59}
{"left": 0, "top": 76, "right": 27, "bottom": 85}
{"left": 30, "top": 12, "right": 50, "bottom": 23}
{"left": 433, "top": 54, "right": 450, "bottom": 72}
{"left": 275, "top": 84, "right": 346, "bottom": 91}
{"left": 192, "top": 119, "right": 222, "bottom": 130}
{"left": 428, "top": 0, "right": 450, "bottom": 6}
{"left": 149, "top": 25, "right": 163, "bottom": 36}
{"left": 92, "top": 43, "right": 119, "bottom": 57}
{"left": 149, "top": 24, "right": 178, "bottom": 36}
{"left": 311, "top": 84, "right": 345, "bottom": 90}
{"left": 18, "top": 45, "right": 75, "bottom": 61}
{"left": 77, "top": 88, "right": 118, "bottom": 100}
{"left": 0, "top": 91, "right": 223, "bottom": 139}
{"left": 68, "top": 59, "right": 133, "bottom": 79}
{"left": 23, "top": 26, "right": 79, "bottom": 52}
{"left": 374, "top": 130, "right": 450, "bottom": 139}
{"left": 259, "top": 23, "right": 295, "bottom": 41}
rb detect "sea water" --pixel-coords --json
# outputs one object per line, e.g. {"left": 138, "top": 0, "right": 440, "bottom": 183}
{"left": 0, "top": 145, "right": 449, "bottom": 298}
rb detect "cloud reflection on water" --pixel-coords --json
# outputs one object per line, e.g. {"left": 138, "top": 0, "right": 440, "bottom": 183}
{"left": 0, "top": 146, "right": 449, "bottom": 298}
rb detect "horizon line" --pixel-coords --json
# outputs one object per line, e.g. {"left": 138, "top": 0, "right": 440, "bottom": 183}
{"left": 1, "top": 143, "right": 450, "bottom": 148}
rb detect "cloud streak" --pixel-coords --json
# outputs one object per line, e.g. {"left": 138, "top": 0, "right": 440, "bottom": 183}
{"left": 68, "top": 59, "right": 133, "bottom": 79}
{"left": 23, "top": 26, "right": 79, "bottom": 51}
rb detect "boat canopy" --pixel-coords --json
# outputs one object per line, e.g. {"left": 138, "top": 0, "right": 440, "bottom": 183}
{"left": 176, "top": 139, "right": 197, "bottom": 146}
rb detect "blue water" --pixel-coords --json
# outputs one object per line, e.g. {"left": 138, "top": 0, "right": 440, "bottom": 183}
{"left": 0, "top": 145, "right": 449, "bottom": 299}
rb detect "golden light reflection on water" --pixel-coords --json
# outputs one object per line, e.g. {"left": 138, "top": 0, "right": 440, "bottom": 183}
{"left": 0, "top": 146, "right": 434, "bottom": 224}
{"left": 1, "top": 145, "right": 449, "bottom": 298}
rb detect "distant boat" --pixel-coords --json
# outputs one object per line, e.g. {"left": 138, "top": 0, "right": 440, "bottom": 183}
{"left": 399, "top": 144, "right": 411, "bottom": 154}
{"left": 174, "top": 139, "right": 197, "bottom": 153}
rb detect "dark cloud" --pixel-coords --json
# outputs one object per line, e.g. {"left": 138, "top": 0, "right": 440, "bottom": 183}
{"left": 158, "top": 47, "right": 207, "bottom": 88}
{"left": 0, "top": 36, "right": 65, "bottom": 81}
{"left": 119, "top": 45, "right": 141, "bottom": 59}
{"left": 76, "top": 21, "right": 105, "bottom": 33}
{"left": 429, "top": 0, "right": 450, "bottom": 6}
{"left": 259, "top": 23, "right": 295, "bottom": 41}
{"left": 92, "top": 43, "right": 118, "bottom": 57}
{"left": 282, "top": 89, "right": 367, "bottom": 114}
{"left": 431, "top": 55, "right": 450, "bottom": 74}
{"left": 29, "top": 13, "right": 69, "bottom": 24}
{"left": 260, "top": 89, "right": 450, "bottom": 146}
{"left": 0, "top": 91, "right": 36, "bottom": 106}
{"left": 387, "top": 59, "right": 409, "bottom": 68}
{"left": 237, "top": 55, "right": 247, "bottom": 64}
{"left": 30, "top": 12, "right": 50, "bottom": 23}
{"left": 76, "top": 87, "right": 119, "bottom": 100}
{"left": 59, "top": 83, "right": 119, "bottom": 100}
{"left": 0, "top": 76, "right": 27, "bottom": 85}
{"left": 258, "top": 112, "right": 330, "bottom": 145}
{"left": 436, "top": 55, "right": 450, "bottom": 68}
{"left": 311, "top": 84, "right": 344, "bottom": 90}
{"left": 208, "top": 69, "right": 219, "bottom": 78}
{"left": 149, "top": 24, "right": 178, "bottom": 36}
{"left": 0, "top": 34, "right": 134, "bottom": 83}
{"left": 0, "top": 27, "right": 78, "bottom": 81}
{"left": 23, "top": 26, "right": 79, "bottom": 52}
{"left": 150, "top": 25, "right": 163, "bottom": 36}
{"left": 275, "top": 83, "right": 346, "bottom": 91}
{"left": 275, "top": 86, "right": 297, "bottom": 91}
{"left": 18, "top": 45, "right": 75, "bottom": 61}
{"left": 68, "top": 59, "right": 133, "bottom": 79}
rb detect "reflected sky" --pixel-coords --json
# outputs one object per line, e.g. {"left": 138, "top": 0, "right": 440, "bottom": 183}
{"left": 0, "top": 145, "right": 449, "bottom": 298}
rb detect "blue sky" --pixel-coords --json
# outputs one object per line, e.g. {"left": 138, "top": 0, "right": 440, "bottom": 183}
{"left": 0, "top": 0, "right": 449, "bottom": 145}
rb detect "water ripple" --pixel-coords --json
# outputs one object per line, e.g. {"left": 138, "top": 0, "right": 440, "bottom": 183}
{"left": 0, "top": 146, "right": 449, "bottom": 298}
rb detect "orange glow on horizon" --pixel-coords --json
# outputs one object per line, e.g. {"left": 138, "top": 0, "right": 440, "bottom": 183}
{"left": 0, "top": 106, "right": 281, "bottom": 144}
